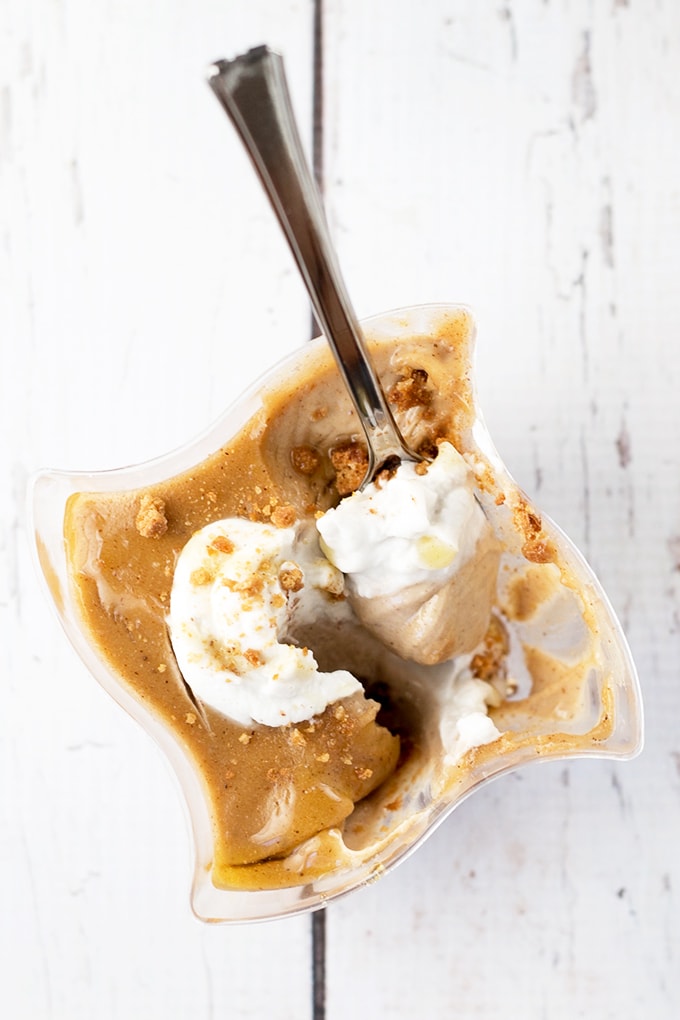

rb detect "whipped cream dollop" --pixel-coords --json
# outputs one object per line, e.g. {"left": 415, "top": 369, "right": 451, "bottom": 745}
{"left": 316, "top": 441, "right": 500, "bottom": 665}
{"left": 316, "top": 441, "right": 488, "bottom": 595}
{"left": 440, "top": 674, "right": 502, "bottom": 763}
{"left": 168, "top": 518, "right": 361, "bottom": 727}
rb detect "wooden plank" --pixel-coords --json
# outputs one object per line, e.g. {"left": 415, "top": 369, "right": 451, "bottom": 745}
{"left": 321, "top": 0, "right": 680, "bottom": 1016}
{"left": 1, "top": 1, "right": 318, "bottom": 1016}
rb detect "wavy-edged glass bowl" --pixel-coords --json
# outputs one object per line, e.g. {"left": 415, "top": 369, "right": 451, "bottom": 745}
{"left": 30, "top": 303, "right": 642, "bottom": 923}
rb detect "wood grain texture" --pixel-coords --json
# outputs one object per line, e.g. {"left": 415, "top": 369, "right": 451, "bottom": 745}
{"left": 2, "top": 0, "right": 679, "bottom": 1017}
{"left": 1, "top": 1, "right": 316, "bottom": 1017}
{"left": 321, "top": 1, "right": 680, "bottom": 1017}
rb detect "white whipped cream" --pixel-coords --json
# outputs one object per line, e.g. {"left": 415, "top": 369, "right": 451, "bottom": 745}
{"left": 316, "top": 441, "right": 487, "bottom": 599}
{"left": 439, "top": 674, "right": 502, "bottom": 763}
{"left": 168, "top": 518, "right": 361, "bottom": 727}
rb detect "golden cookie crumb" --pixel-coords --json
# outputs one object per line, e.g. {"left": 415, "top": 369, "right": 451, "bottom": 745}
{"left": 279, "top": 563, "right": 304, "bottom": 593}
{"left": 271, "top": 503, "right": 297, "bottom": 528}
{"left": 330, "top": 442, "right": 369, "bottom": 495}
{"left": 522, "top": 537, "right": 557, "bottom": 563}
{"left": 135, "top": 494, "right": 168, "bottom": 538}
{"left": 388, "top": 367, "right": 432, "bottom": 412}
{"left": 291, "top": 444, "right": 321, "bottom": 476}
{"left": 209, "top": 534, "right": 235, "bottom": 555}
{"left": 190, "top": 566, "right": 214, "bottom": 586}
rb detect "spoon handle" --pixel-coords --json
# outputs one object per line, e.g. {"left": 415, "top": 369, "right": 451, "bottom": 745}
{"left": 207, "top": 46, "right": 412, "bottom": 472}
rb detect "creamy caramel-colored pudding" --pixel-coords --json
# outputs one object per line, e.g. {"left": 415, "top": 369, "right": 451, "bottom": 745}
{"left": 64, "top": 309, "right": 613, "bottom": 891}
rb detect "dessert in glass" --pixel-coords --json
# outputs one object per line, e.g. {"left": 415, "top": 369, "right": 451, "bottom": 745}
{"left": 30, "top": 302, "right": 643, "bottom": 922}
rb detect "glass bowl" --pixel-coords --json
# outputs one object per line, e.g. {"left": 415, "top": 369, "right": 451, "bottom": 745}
{"left": 30, "top": 303, "right": 642, "bottom": 922}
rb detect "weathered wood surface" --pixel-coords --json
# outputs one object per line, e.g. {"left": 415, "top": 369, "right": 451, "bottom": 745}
{"left": 2, "top": 1, "right": 678, "bottom": 1016}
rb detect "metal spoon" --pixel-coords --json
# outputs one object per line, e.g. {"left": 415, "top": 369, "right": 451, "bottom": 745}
{"left": 207, "top": 45, "right": 423, "bottom": 487}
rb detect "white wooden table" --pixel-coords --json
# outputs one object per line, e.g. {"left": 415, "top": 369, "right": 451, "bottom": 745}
{"left": 2, "top": 1, "right": 678, "bottom": 1016}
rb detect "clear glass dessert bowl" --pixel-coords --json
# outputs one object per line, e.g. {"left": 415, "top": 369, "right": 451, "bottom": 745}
{"left": 30, "top": 303, "right": 643, "bottom": 923}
